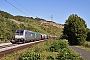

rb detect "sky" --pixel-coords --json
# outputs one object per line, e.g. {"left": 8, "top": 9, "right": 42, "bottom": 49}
{"left": 0, "top": 0, "right": 90, "bottom": 28}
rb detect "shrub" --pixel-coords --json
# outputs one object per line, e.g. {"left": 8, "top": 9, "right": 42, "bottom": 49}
{"left": 18, "top": 51, "right": 41, "bottom": 60}
{"left": 49, "top": 40, "right": 69, "bottom": 52}
{"left": 47, "top": 55, "right": 54, "bottom": 60}
{"left": 57, "top": 48, "right": 83, "bottom": 60}
{"left": 18, "top": 39, "right": 84, "bottom": 60}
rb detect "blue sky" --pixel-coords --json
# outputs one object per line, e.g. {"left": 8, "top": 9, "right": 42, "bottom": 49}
{"left": 0, "top": 0, "right": 90, "bottom": 28}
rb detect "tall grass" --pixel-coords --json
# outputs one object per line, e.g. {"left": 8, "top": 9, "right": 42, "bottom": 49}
{"left": 18, "top": 39, "right": 84, "bottom": 60}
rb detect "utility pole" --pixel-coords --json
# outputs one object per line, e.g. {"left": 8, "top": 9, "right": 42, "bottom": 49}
{"left": 51, "top": 15, "right": 53, "bottom": 22}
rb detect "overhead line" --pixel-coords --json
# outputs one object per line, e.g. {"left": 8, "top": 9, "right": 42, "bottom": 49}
{"left": 13, "top": 0, "right": 29, "bottom": 12}
{"left": 5, "top": 0, "right": 28, "bottom": 16}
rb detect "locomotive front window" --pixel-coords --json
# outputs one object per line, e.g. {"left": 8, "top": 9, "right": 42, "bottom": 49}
{"left": 15, "top": 31, "right": 19, "bottom": 35}
{"left": 15, "top": 30, "right": 24, "bottom": 35}
{"left": 20, "top": 31, "right": 23, "bottom": 35}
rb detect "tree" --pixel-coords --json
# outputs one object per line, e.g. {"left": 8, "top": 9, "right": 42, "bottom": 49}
{"left": 86, "top": 28, "right": 90, "bottom": 41}
{"left": 63, "top": 14, "right": 87, "bottom": 45}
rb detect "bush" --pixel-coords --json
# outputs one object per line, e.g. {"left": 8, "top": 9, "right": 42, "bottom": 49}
{"left": 57, "top": 48, "right": 83, "bottom": 60}
{"left": 47, "top": 55, "right": 54, "bottom": 60}
{"left": 49, "top": 40, "right": 69, "bottom": 52}
{"left": 18, "top": 51, "right": 41, "bottom": 60}
{"left": 83, "top": 41, "right": 90, "bottom": 48}
{"left": 18, "top": 39, "right": 84, "bottom": 60}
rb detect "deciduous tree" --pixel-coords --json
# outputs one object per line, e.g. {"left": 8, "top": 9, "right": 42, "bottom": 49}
{"left": 63, "top": 14, "right": 87, "bottom": 45}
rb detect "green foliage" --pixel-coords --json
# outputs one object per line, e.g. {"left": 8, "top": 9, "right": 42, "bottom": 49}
{"left": 0, "top": 15, "right": 21, "bottom": 41}
{"left": 63, "top": 14, "right": 87, "bottom": 45}
{"left": 47, "top": 55, "right": 54, "bottom": 60}
{"left": 83, "top": 41, "right": 90, "bottom": 48}
{"left": 49, "top": 40, "right": 69, "bottom": 52}
{"left": 86, "top": 28, "right": 90, "bottom": 41}
{"left": 2, "top": 39, "right": 84, "bottom": 60}
{"left": 0, "top": 10, "right": 13, "bottom": 18}
{"left": 40, "top": 24, "right": 62, "bottom": 36}
{"left": 57, "top": 48, "right": 83, "bottom": 60}
{"left": 18, "top": 39, "right": 84, "bottom": 60}
{"left": 19, "top": 51, "right": 41, "bottom": 60}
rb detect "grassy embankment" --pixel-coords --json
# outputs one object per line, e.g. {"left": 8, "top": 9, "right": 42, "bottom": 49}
{"left": 2, "top": 39, "right": 84, "bottom": 60}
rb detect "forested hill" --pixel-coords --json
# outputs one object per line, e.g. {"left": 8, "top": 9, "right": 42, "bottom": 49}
{"left": 0, "top": 10, "right": 63, "bottom": 42}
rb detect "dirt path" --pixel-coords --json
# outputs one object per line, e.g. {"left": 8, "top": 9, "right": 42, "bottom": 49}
{"left": 70, "top": 46, "right": 90, "bottom": 60}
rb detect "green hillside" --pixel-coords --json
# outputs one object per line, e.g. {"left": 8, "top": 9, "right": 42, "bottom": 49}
{"left": 0, "top": 10, "right": 63, "bottom": 43}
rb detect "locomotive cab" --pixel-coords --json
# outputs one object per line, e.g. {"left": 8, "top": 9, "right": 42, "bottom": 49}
{"left": 15, "top": 30, "right": 25, "bottom": 43}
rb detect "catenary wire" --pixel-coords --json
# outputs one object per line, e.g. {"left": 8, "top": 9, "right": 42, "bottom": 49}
{"left": 13, "top": 0, "right": 29, "bottom": 12}
{"left": 5, "top": 0, "right": 28, "bottom": 16}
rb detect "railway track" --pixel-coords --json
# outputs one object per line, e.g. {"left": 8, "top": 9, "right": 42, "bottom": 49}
{"left": 0, "top": 39, "right": 47, "bottom": 58}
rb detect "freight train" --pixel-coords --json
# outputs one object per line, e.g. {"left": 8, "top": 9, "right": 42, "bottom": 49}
{"left": 11, "top": 30, "right": 50, "bottom": 43}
